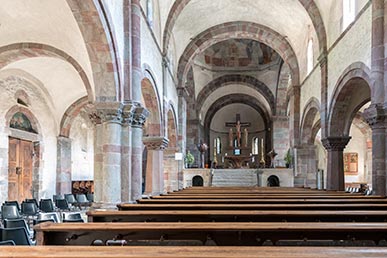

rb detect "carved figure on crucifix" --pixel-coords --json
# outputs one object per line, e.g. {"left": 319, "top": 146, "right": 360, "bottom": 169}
{"left": 236, "top": 120, "right": 241, "bottom": 147}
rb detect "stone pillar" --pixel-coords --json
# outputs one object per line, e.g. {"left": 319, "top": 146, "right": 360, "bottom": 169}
{"left": 164, "top": 147, "right": 179, "bottom": 192}
{"left": 364, "top": 105, "right": 386, "bottom": 195}
{"left": 91, "top": 102, "right": 123, "bottom": 208}
{"left": 322, "top": 137, "right": 351, "bottom": 191}
{"left": 318, "top": 53, "right": 328, "bottom": 138}
{"left": 272, "top": 116, "right": 289, "bottom": 166}
{"left": 131, "top": 0, "right": 142, "bottom": 101}
{"left": 143, "top": 137, "right": 169, "bottom": 196}
{"left": 288, "top": 85, "right": 301, "bottom": 147}
{"left": 294, "top": 144, "right": 318, "bottom": 188}
{"left": 130, "top": 105, "right": 149, "bottom": 201}
{"left": 56, "top": 136, "right": 72, "bottom": 194}
{"left": 120, "top": 103, "right": 135, "bottom": 202}
{"left": 177, "top": 87, "right": 188, "bottom": 189}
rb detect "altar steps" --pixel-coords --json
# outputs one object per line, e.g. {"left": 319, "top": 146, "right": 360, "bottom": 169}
{"left": 212, "top": 169, "right": 258, "bottom": 187}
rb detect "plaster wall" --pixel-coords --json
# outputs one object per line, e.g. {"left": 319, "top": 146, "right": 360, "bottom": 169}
{"left": 344, "top": 124, "right": 368, "bottom": 184}
{"left": 70, "top": 115, "right": 94, "bottom": 181}
{"left": 300, "top": 67, "right": 321, "bottom": 119}
{"left": 141, "top": 17, "right": 163, "bottom": 103}
{"left": 327, "top": 5, "right": 371, "bottom": 111}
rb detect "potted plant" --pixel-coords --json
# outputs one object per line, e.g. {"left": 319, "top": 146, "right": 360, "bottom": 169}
{"left": 284, "top": 149, "right": 292, "bottom": 168}
{"left": 185, "top": 151, "right": 195, "bottom": 168}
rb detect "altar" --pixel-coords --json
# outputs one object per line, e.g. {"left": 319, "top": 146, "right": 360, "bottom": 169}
{"left": 224, "top": 155, "right": 252, "bottom": 169}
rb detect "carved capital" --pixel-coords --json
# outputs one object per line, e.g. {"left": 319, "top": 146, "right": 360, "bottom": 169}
{"left": 131, "top": 102, "right": 149, "bottom": 128}
{"left": 321, "top": 136, "right": 351, "bottom": 151}
{"left": 89, "top": 102, "right": 123, "bottom": 125}
{"left": 143, "top": 137, "right": 169, "bottom": 150}
{"left": 363, "top": 104, "right": 387, "bottom": 129}
{"left": 121, "top": 102, "right": 137, "bottom": 125}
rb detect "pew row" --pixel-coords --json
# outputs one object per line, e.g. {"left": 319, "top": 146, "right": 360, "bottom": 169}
{"left": 152, "top": 194, "right": 383, "bottom": 199}
{"left": 1, "top": 246, "right": 387, "bottom": 258}
{"left": 138, "top": 198, "right": 387, "bottom": 204}
{"left": 87, "top": 210, "right": 387, "bottom": 223}
{"left": 118, "top": 203, "right": 387, "bottom": 210}
{"left": 34, "top": 222, "right": 387, "bottom": 246}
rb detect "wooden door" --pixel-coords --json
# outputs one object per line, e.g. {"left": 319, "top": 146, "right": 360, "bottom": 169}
{"left": 8, "top": 137, "right": 33, "bottom": 203}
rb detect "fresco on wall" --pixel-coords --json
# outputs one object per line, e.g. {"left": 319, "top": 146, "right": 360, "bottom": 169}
{"left": 344, "top": 152, "right": 358, "bottom": 175}
{"left": 202, "top": 39, "right": 280, "bottom": 68}
{"left": 9, "top": 112, "right": 36, "bottom": 133}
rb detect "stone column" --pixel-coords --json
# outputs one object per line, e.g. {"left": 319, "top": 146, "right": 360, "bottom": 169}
{"left": 131, "top": 0, "right": 142, "bottom": 101}
{"left": 143, "top": 137, "right": 169, "bottom": 196}
{"left": 294, "top": 144, "right": 318, "bottom": 188}
{"left": 364, "top": 106, "right": 386, "bottom": 195}
{"left": 164, "top": 147, "right": 179, "bottom": 192}
{"left": 120, "top": 103, "right": 135, "bottom": 202}
{"left": 177, "top": 87, "right": 188, "bottom": 189}
{"left": 288, "top": 85, "right": 301, "bottom": 147}
{"left": 130, "top": 104, "right": 149, "bottom": 202}
{"left": 56, "top": 136, "right": 72, "bottom": 194}
{"left": 91, "top": 102, "right": 123, "bottom": 208}
{"left": 322, "top": 137, "right": 351, "bottom": 191}
{"left": 318, "top": 53, "right": 328, "bottom": 139}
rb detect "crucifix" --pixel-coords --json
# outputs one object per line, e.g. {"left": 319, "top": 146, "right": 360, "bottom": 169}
{"left": 225, "top": 114, "right": 251, "bottom": 148}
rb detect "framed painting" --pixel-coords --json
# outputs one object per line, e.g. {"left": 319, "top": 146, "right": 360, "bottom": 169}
{"left": 344, "top": 152, "right": 358, "bottom": 175}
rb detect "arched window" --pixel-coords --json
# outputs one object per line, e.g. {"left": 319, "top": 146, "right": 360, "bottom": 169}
{"left": 214, "top": 137, "right": 221, "bottom": 154}
{"left": 252, "top": 137, "right": 259, "bottom": 155}
{"left": 146, "top": 0, "right": 154, "bottom": 28}
{"left": 307, "top": 39, "right": 313, "bottom": 74}
{"left": 343, "top": 0, "right": 356, "bottom": 31}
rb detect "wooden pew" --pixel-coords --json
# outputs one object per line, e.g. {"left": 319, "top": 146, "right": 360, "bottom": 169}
{"left": 117, "top": 203, "right": 387, "bottom": 210}
{"left": 138, "top": 198, "right": 387, "bottom": 204}
{"left": 34, "top": 222, "right": 387, "bottom": 246}
{"left": 152, "top": 194, "right": 384, "bottom": 199}
{"left": 87, "top": 209, "right": 387, "bottom": 223}
{"left": 2, "top": 246, "right": 387, "bottom": 258}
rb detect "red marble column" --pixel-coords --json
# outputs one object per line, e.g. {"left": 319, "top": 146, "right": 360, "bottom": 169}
{"left": 322, "top": 137, "right": 351, "bottom": 191}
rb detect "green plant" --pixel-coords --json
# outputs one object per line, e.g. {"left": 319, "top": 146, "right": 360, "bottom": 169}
{"left": 185, "top": 151, "right": 195, "bottom": 166}
{"left": 284, "top": 149, "right": 292, "bottom": 166}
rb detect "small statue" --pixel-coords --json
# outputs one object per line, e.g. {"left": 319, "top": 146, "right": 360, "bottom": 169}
{"left": 267, "top": 149, "right": 278, "bottom": 168}
{"left": 236, "top": 120, "right": 241, "bottom": 147}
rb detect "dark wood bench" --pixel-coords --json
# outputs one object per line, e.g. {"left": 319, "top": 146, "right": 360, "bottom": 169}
{"left": 118, "top": 203, "right": 387, "bottom": 210}
{"left": 87, "top": 209, "right": 387, "bottom": 223}
{"left": 34, "top": 221, "right": 387, "bottom": 246}
{"left": 2, "top": 246, "right": 387, "bottom": 258}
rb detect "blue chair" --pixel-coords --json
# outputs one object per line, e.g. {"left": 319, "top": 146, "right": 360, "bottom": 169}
{"left": 0, "top": 227, "right": 34, "bottom": 245}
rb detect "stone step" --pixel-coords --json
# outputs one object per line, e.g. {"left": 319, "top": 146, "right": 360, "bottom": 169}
{"left": 212, "top": 169, "right": 258, "bottom": 187}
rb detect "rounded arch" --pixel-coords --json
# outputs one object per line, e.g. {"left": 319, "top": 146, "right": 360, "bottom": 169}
{"left": 192, "top": 175, "right": 204, "bottom": 187}
{"left": 177, "top": 22, "right": 300, "bottom": 88}
{"left": 300, "top": 97, "right": 321, "bottom": 144}
{"left": 328, "top": 62, "right": 372, "bottom": 137}
{"left": 162, "top": 0, "right": 327, "bottom": 55}
{"left": 66, "top": 0, "right": 120, "bottom": 101}
{"left": 196, "top": 74, "right": 276, "bottom": 115}
{"left": 59, "top": 97, "right": 90, "bottom": 138}
{"left": 166, "top": 103, "right": 178, "bottom": 148}
{"left": 141, "top": 70, "right": 162, "bottom": 136}
{"left": 0, "top": 43, "right": 94, "bottom": 101}
{"left": 203, "top": 94, "right": 271, "bottom": 132}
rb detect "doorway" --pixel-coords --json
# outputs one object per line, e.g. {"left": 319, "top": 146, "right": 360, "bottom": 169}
{"left": 8, "top": 137, "right": 33, "bottom": 203}
{"left": 192, "top": 176, "right": 204, "bottom": 187}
